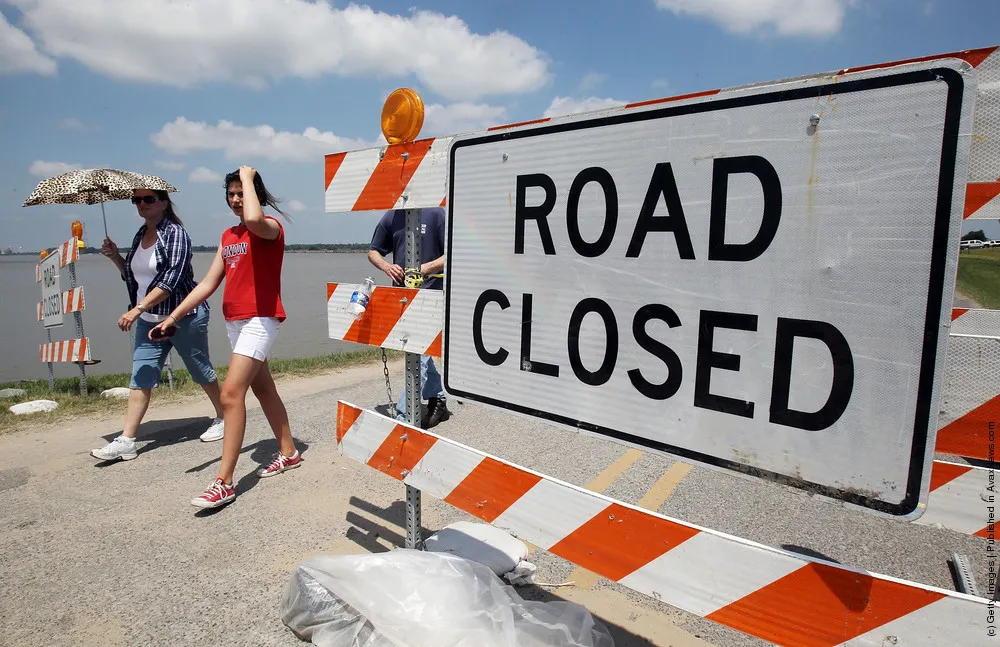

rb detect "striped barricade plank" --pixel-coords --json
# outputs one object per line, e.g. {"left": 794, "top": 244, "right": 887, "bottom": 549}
{"left": 326, "top": 283, "right": 442, "bottom": 356}
{"left": 325, "top": 137, "right": 454, "bottom": 213}
{"left": 36, "top": 287, "right": 86, "bottom": 321}
{"left": 919, "top": 460, "right": 994, "bottom": 537}
{"left": 58, "top": 238, "right": 80, "bottom": 266}
{"left": 336, "top": 402, "right": 988, "bottom": 647}
{"left": 937, "top": 335, "right": 1000, "bottom": 461}
{"left": 39, "top": 337, "right": 90, "bottom": 363}
{"left": 35, "top": 238, "right": 81, "bottom": 283}
{"left": 951, "top": 307, "right": 1000, "bottom": 337}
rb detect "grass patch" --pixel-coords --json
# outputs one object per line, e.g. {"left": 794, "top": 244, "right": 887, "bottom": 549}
{"left": 957, "top": 248, "right": 1000, "bottom": 309}
{"left": 0, "top": 348, "right": 399, "bottom": 434}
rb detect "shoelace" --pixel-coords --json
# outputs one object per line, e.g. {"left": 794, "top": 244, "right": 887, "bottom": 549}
{"left": 202, "top": 480, "right": 229, "bottom": 500}
{"left": 265, "top": 455, "right": 290, "bottom": 472}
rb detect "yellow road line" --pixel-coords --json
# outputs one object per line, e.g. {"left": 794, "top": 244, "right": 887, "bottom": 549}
{"left": 586, "top": 448, "right": 644, "bottom": 491}
{"left": 638, "top": 462, "right": 693, "bottom": 512}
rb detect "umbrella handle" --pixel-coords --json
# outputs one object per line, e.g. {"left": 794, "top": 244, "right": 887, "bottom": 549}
{"left": 100, "top": 201, "right": 109, "bottom": 238}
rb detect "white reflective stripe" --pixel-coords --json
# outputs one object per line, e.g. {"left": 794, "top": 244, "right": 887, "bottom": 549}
{"left": 392, "top": 136, "right": 453, "bottom": 209}
{"left": 951, "top": 309, "right": 1000, "bottom": 337}
{"left": 839, "top": 595, "right": 984, "bottom": 646}
{"left": 491, "top": 478, "right": 610, "bottom": 550}
{"left": 405, "top": 441, "right": 483, "bottom": 500}
{"left": 338, "top": 408, "right": 396, "bottom": 465}
{"left": 619, "top": 531, "right": 804, "bottom": 616}
{"left": 325, "top": 148, "right": 383, "bottom": 212}
{"left": 386, "top": 289, "right": 443, "bottom": 353}
{"left": 918, "top": 462, "right": 991, "bottom": 536}
{"left": 327, "top": 283, "right": 359, "bottom": 341}
{"left": 939, "top": 336, "right": 1000, "bottom": 425}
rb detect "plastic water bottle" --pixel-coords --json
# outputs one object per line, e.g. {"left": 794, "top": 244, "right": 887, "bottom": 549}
{"left": 348, "top": 277, "right": 376, "bottom": 320}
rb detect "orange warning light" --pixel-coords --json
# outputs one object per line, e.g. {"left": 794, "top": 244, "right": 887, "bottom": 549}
{"left": 381, "top": 88, "right": 425, "bottom": 145}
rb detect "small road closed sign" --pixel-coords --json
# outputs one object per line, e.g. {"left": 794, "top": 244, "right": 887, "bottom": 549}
{"left": 40, "top": 249, "right": 63, "bottom": 329}
{"left": 443, "top": 60, "right": 976, "bottom": 517}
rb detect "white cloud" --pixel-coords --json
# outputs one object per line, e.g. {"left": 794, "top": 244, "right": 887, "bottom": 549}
{"left": 9, "top": 0, "right": 550, "bottom": 99}
{"left": 28, "top": 160, "right": 82, "bottom": 177}
{"left": 0, "top": 11, "right": 55, "bottom": 75}
{"left": 543, "top": 96, "right": 626, "bottom": 119}
{"left": 154, "top": 160, "right": 185, "bottom": 172}
{"left": 422, "top": 102, "right": 508, "bottom": 137}
{"left": 56, "top": 117, "right": 86, "bottom": 131}
{"left": 287, "top": 199, "right": 307, "bottom": 213}
{"left": 579, "top": 73, "right": 607, "bottom": 92}
{"left": 151, "top": 117, "right": 372, "bottom": 163}
{"left": 653, "top": 0, "right": 852, "bottom": 36}
{"left": 188, "top": 167, "right": 223, "bottom": 184}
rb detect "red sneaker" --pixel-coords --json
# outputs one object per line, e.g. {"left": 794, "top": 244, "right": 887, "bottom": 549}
{"left": 257, "top": 450, "right": 302, "bottom": 478}
{"left": 191, "top": 478, "right": 235, "bottom": 509}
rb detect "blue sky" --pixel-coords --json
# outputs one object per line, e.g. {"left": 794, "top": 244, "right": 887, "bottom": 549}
{"left": 2, "top": 0, "right": 999, "bottom": 251}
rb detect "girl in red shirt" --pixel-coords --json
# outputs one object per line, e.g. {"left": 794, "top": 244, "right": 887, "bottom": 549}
{"left": 152, "top": 166, "right": 300, "bottom": 509}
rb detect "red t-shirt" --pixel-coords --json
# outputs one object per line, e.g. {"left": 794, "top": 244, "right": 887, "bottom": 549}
{"left": 220, "top": 217, "right": 286, "bottom": 322}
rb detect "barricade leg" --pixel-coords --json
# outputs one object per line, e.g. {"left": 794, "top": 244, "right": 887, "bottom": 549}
{"left": 45, "top": 329, "right": 55, "bottom": 391}
{"left": 66, "top": 263, "right": 86, "bottom": 395}
{"left": 404, "top": 208, "right": 424, "bottom": 550}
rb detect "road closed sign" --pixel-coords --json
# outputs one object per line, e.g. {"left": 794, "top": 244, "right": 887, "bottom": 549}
{"left": 443, "top": 60, "right": 977, "bottom": 517}
{"left": 40, "top": 249, "right": 63, "bottom": 329}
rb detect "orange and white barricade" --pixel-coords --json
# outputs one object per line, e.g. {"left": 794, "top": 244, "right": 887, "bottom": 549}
{"left": 35, "top": 236, "right": 93, "bottom": 392}
{"left": 337, "top": 402, "right": 989, "bottom": 646}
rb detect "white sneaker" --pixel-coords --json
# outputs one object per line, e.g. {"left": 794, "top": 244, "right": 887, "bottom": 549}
{"left": 200, "top": 418, "right": 225, "bottom": 442}
{"left": 91, "top": 435, "right": 138, "bottom": 461}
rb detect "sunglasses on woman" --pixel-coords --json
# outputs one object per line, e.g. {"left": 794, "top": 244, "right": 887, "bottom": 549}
{"left": 131, "top": 195, "right": 162, "bottom": 205}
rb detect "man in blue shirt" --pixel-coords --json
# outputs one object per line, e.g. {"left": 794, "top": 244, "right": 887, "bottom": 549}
{"left": 368, "top": 207, "right": 450, "bottom": 428}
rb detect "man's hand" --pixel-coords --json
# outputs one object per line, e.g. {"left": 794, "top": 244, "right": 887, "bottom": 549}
{"left": 383, "top": 263, "right": 405, "bottom": 284}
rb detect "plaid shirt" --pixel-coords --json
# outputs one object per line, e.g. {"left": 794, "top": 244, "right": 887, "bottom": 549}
{"left": 122, "top": 218, "right": 203, "bottom": 315}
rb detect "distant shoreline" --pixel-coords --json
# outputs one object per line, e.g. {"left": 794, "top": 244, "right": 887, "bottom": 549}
{"left": 0, "top": 245, "right": 370, "bottom": 257}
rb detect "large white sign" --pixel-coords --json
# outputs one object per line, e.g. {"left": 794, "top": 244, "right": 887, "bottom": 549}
{"left": 40, "top": 250, "right": 63, "bottom": 329}
{"left": 443, "top": 61, "right": 976, "bottom": 517}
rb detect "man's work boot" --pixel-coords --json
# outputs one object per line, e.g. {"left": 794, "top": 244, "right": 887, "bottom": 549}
{"left": 425, "top": 397, "right": 452, "bottom": 429}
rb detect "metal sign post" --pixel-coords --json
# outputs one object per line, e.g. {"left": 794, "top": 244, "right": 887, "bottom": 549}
{"left": 65, "top": 261, "right": 88, "bottom": 396}
{"left": 404, "top": 207, "right": 424, "bottom": 549}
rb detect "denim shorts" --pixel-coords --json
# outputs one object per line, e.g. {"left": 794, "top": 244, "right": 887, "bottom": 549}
{"left": 131, "top": 304, "right": 218, "bottom": 389}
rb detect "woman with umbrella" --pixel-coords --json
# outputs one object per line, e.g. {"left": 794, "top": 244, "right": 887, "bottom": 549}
{"left": 90, "top": 187, "right": 226, "bottom": 462}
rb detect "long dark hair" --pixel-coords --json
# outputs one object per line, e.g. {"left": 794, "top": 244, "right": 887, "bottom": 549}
{"left": 144, "top": 190, "right": 182, "bottom": 226}
{"left": 224, "top": 169, "right": 291, "bottom": 222}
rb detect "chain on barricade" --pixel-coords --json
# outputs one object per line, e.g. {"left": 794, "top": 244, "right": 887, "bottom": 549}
{"left": 381, "top": 347, "right": 393, "bottom": 404}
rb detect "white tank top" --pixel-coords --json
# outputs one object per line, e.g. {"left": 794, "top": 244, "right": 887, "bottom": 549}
{"left": 130, "top": 239, "right": 167, "bottom": 323}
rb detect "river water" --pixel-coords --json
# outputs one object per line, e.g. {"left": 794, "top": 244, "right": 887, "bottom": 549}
{"left": 0, "top": 252, "right": 381, "bottom": 383}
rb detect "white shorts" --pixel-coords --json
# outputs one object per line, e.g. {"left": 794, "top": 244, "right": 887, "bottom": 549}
{"left": 226, "top": 317, "right": 281, "bottom": 361}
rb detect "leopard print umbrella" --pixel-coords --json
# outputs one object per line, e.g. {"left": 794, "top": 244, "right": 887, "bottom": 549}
{"left": 22, "top": 168, "right": 179, "bottom": 207}
{"left": 23, "top": 168, "right": 180, "bottom": 237}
